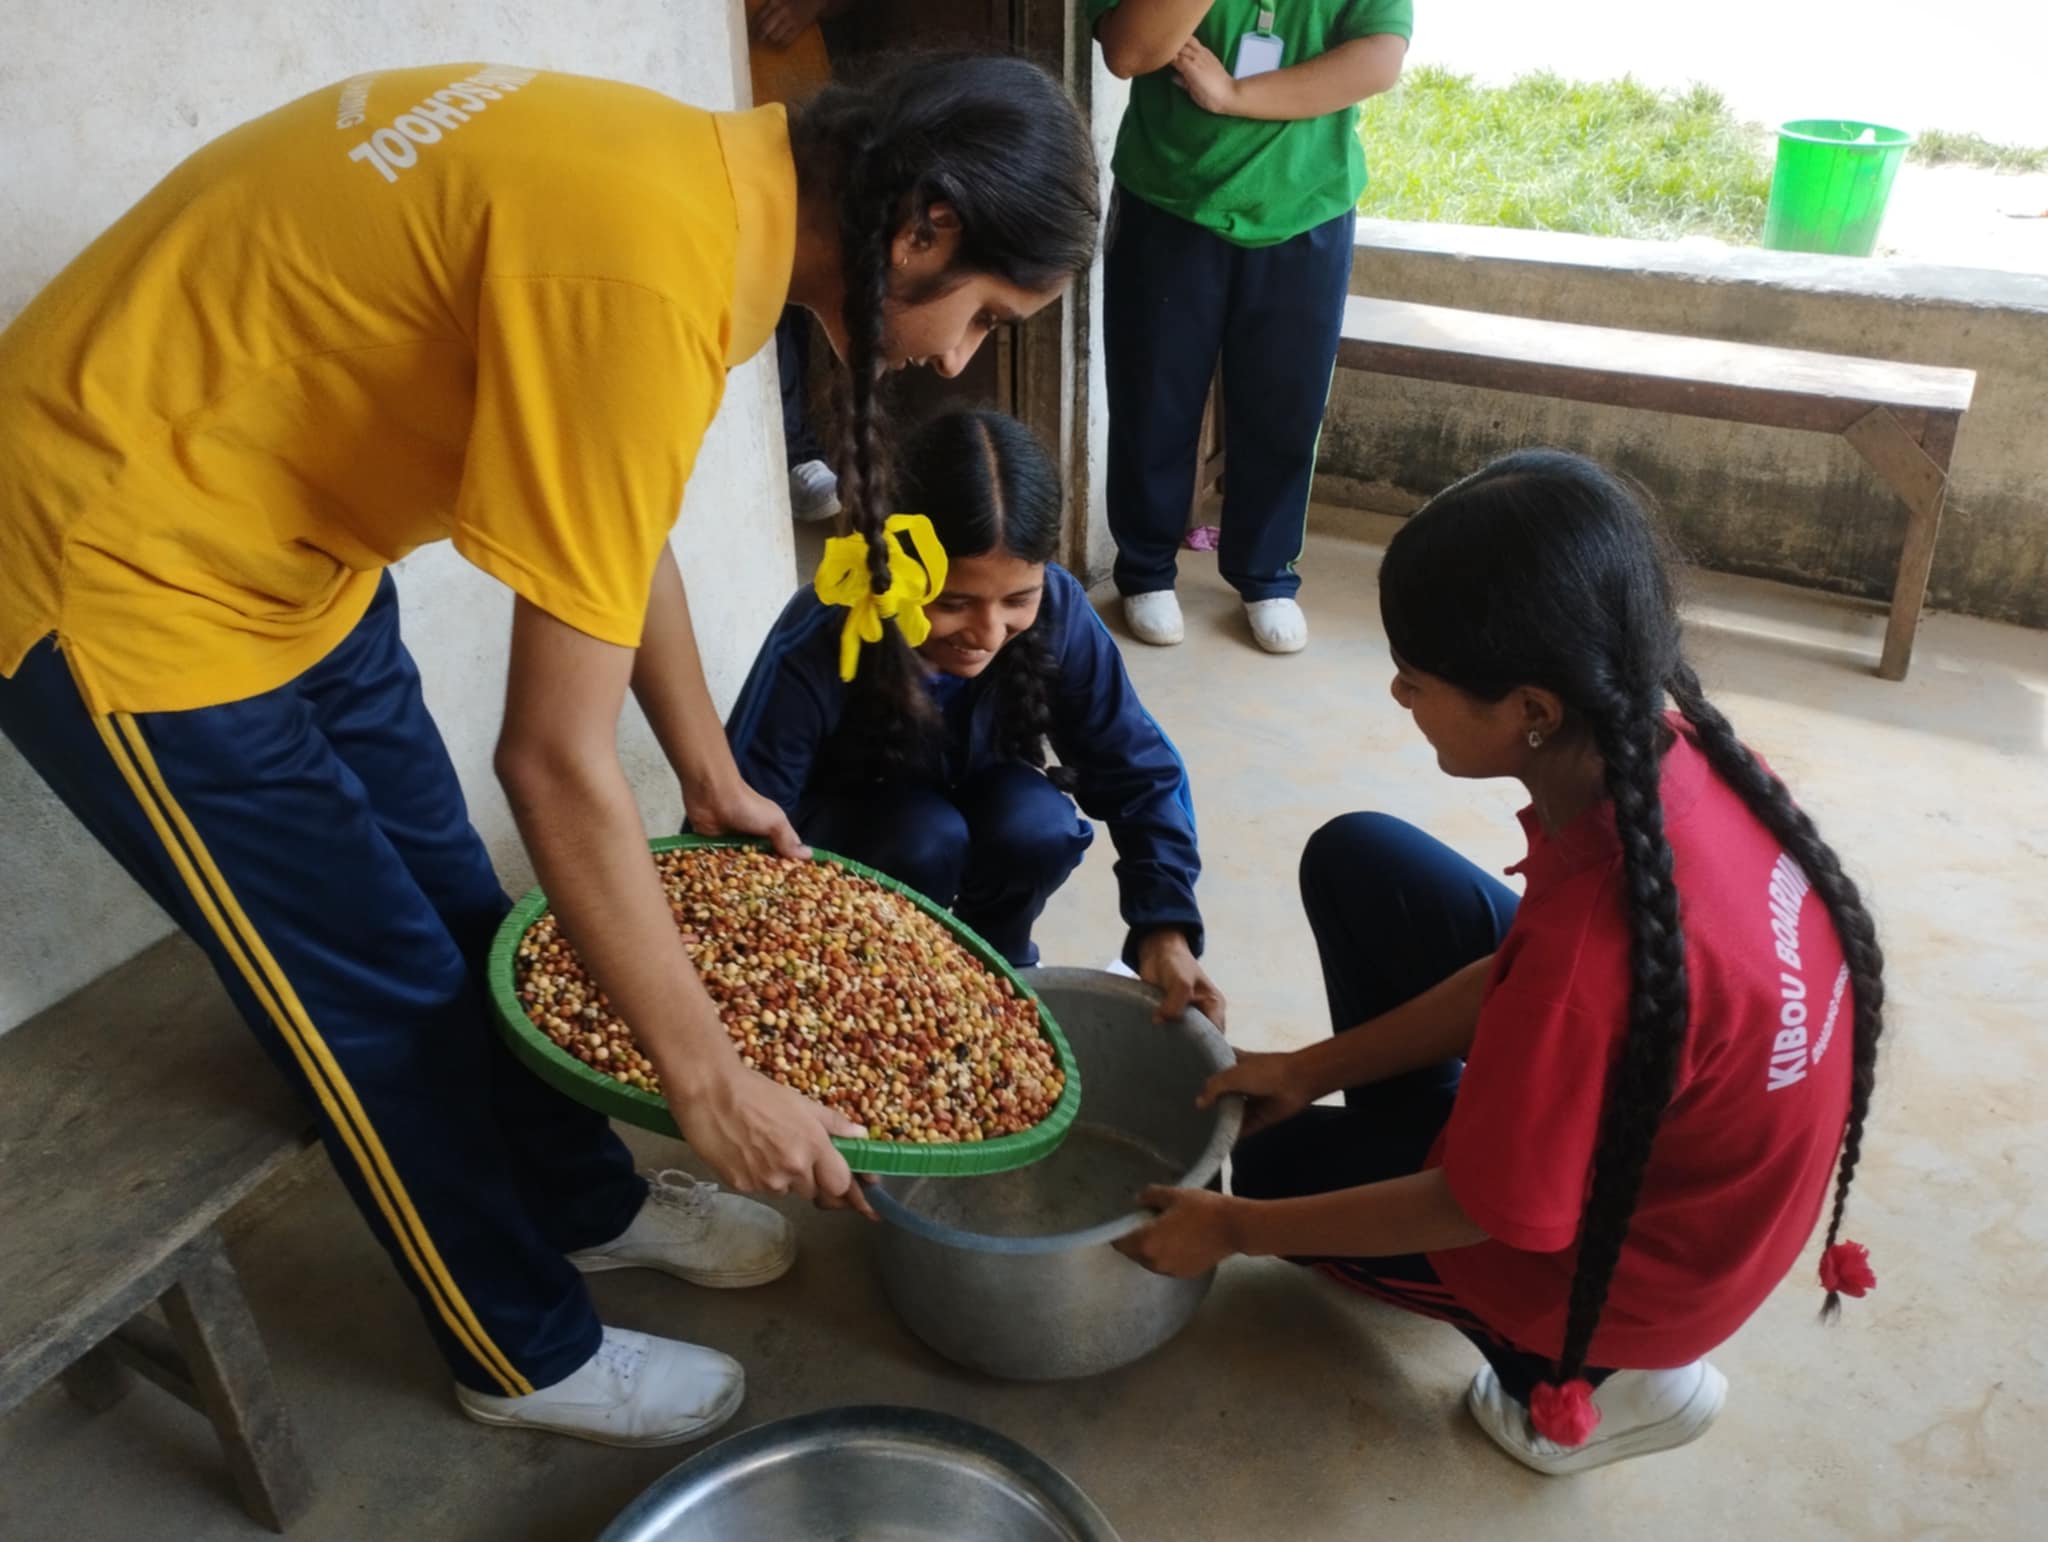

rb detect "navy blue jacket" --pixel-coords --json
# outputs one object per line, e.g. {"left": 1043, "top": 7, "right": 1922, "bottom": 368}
{"left": 725, "top": 564, "right": 1203, "bottom": 954}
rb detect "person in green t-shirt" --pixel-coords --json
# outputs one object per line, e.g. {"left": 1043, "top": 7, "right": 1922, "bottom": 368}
{"left": 1090, "top": 0, "right": 1412, "bottom": 655}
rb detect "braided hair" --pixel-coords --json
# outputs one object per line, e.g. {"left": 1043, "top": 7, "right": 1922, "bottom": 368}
{"left": 1379, "top": 449, "right": 1886, "bottom": 1403}
{"left": 822, "top": 409, "right": 1071, "bottom": 789}
{"left": 1665, "top": 660, "right": 1884, "bottom": 1322}
{"left": 787, "top": 52, "right": 1098, "bottom": 729}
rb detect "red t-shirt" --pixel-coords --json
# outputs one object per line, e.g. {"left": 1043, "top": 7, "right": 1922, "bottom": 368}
{"left": 1427, "top": 727, "right": 1854, "bottom": 1368}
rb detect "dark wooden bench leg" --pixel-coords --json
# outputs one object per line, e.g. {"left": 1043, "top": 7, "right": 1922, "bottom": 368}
{"left": 159, "top": 1230, "right": 313, "bottom": 1533}
{"left": 60, "top": 1342, "right": 134, "bottom": 1413}
{"left": 1844, "top": 406, "right": 1960, "bottom": 682}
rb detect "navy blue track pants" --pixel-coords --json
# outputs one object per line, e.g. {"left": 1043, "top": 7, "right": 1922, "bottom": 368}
{"left": 1103, "top": 187, "right": 1355, "bottom": 603}
{"left": 798, "top": 762, "right": 1092, "bottom": 969}
{"left": 1233, "top": 812, "right": 1616, "bottom": 1404}
{"left": 0, "top": 577, "right": 645, "bottom": 1395}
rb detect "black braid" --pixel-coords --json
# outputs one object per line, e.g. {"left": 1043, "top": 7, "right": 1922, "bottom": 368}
{"left": 1555, "top": 704, "right": 1692, "bottom": 1384}
{"left": 827, "top": 147, "right": 934, "bottom": 737}
{"left": 832, "top": 138, "right": 897, "bottom": 592}
{"left": 989, "top": 623, "right": 1076, "bottom": 793}
{"left": 1667, "top": 662, "right": 1885, "bottom": 1320}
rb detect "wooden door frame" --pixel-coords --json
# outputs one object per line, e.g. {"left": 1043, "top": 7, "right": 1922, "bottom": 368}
{"left": 1009, "top": 0, "right": 1096, "bottom": 575}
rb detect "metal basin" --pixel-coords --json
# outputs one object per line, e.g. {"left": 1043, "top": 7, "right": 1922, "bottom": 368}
{"left": 870, "top": 968, "right": 1242, "bottom": 1380}
{"left": 596, "top": 1405, "right": 1122, "bottom": 1542}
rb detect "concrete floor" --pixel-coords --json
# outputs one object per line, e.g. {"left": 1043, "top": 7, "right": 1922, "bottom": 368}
{"left": 5, "top": 512, "right": 2043, "bottom": 1540}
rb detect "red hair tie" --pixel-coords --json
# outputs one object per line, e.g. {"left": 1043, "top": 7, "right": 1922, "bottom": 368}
{"left": 1529, "top": 1379, "right": 1601, "bottom": 1446}
{"left": 1819, "top": 1240, "right": 1876, "bottom": 1297}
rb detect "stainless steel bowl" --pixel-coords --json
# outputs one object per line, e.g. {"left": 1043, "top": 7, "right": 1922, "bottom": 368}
{"left": 870, "top": 968, "right": 1242, "bottom": 1380}
{"left": 596, "top": 1405, "right": 1122, "bottom": 1542}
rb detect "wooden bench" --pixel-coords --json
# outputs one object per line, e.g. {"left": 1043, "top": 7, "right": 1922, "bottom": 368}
{"left": 1195, "top": 295, "right": 1977, "bottom": 681}
{"left": 1, "top": 935, "right": 317, "bottom": 1531}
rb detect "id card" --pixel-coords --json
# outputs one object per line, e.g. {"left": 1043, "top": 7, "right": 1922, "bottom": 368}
{"left": 1233, "top": 29, "right": 1284, "bottom": 79}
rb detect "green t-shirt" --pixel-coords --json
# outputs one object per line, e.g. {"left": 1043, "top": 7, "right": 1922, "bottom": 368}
{"left": 1089, "top": 0, "right": 1414, "bottom": 247}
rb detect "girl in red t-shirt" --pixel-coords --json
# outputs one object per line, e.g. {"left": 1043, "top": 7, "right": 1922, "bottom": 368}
{"left": 1119, "top": 449, "right": 1885, "bottom": 1474}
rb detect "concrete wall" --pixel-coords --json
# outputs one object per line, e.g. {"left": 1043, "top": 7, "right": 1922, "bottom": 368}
{"left": 0, "top": 0, "right": 797, "bottom": 1031}
{"left": 1075, "top": 56, "right": 1129, "bottom": 583}
{"left": 1320, "top": 221, "right": 2048, "bottom": 630}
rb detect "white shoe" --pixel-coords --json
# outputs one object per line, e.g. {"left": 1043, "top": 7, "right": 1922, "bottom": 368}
{"left": 571, "top": 1169, "right": 796, "bottom": 1288}
{"left": 789, "top": 459, "right": 841, "bottom": 522}
{"left": 457, "top": 1327, "right": 743, "bottom": 1447}
{"left": 1244, "top": 597, "right": 1307, "bottom": 654}
{"left": 1124, "top": 590, "right": 1185, "bottom": 646}
{"left": 1467, "top": 1360, "right": 1728, "bottom": 1476}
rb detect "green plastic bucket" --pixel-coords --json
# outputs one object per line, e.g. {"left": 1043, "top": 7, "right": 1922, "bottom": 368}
{"left": 1762, "top": 119, "right": 1914, "bottom": 257}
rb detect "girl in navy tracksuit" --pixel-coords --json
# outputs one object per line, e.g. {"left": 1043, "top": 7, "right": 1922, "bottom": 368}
{"left": 725, "top": 408, "right": 1223, "bottom": 1021}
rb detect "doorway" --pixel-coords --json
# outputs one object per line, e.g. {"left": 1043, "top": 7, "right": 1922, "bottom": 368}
{"left": 819, "top": 0, "right": 1096, "bottom": 569}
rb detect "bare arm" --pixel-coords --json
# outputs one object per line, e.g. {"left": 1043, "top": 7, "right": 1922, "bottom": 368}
{"left": 1095, "top": 0, "right": 1215, "bottom": 79}
{"left": 1188, "top": 954, "right": 1494, "bottom": 1138}
{"left": 1292, "top": 954, "right": 1493, "bottom": 1098}
{"left": 632, "top": 545, "right": 737, "bottom": 810}
{"left": 1173, "top": 33, "right": 1407, "bottom": 122}
{"left": 499, "top": 601, "right": 745, "bottom": 1099}
{"left": 1117, "top": 957, "right": 1498, "bottom": 1276}
{"left": 1236, "top": 1169, "right": 1487, "bottom": 1256}
{"left": 632, "top": 545, "right": 804, "bottom": 856}
{"left": 1119, "top": 949, "right": 1497, "bottom": 1277}
{"left": 496, "top": 595, "right": 872, "bottom": 1215}
{"left": 1117, "top": 1168, "right": 1484, "bottom": 1276}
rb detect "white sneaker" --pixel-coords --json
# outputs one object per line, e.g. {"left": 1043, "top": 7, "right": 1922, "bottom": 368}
{"left": 1467, "top": 1360, "right": 1728, "bottom": 1476}
{"left": 571, "top": 1169, "right": 796, "bottom": 1288}
{"left": 789, "top": 459, "right": 840, "bottom": 522}
{"left": 1245, "top": 597, "right": 1307, "bottom": 654}
{"left": 1124, "top": 590, "right": 1185, "bottom": 646}
{"left": 457, "top": 1327, "right": 743, "bottom": 1447}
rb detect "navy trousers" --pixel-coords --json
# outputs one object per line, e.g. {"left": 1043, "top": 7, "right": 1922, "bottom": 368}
{"left": 798, "top": 762, "right": 1092, "bottom": 969}
{"left": 0, "top": 578, "right": 644, "bottom": 1395}
{"left": 1232, "top": 813, "right": 1615, "bottom": 1404}
{"left": 1103, "top": 188, "right": 1355, "bottom": 602}
{"left": 776, "top": 305, "right": 825, "bottom": 468}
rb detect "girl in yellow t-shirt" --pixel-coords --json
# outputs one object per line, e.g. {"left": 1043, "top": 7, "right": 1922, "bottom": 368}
{"left": 0, "top": 54, "right": 1096, "bottom": 1446}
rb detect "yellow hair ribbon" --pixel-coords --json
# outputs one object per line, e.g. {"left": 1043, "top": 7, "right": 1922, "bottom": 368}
{"left": 812, "top": 514, "right": 951, "bottom": 682}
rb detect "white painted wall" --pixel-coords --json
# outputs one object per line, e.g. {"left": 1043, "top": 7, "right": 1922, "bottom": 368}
{"left": 0, "top": 0, "right": 797, "bottom": 1030}
{"left": 1079, "top": 56, "right": 1131, "bottom": 581}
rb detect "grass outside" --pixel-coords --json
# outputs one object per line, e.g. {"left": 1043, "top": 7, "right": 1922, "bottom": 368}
{"left": 1911, "top": 128, "right": 2048, "bottom": 173}
{"left": 1356, "top": 67, "right": 2048, "bottom": 244}
{"left": 1356, "top": 68, "right": 1772, "bottom": 241}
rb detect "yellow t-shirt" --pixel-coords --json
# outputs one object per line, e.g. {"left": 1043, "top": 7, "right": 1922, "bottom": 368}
{"left": 0, "top": 64, "right": 796, "bottom": 714}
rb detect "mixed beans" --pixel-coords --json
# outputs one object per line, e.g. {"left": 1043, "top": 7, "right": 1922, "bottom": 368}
{"left": 512, "top": 846, "right": 1064, "bottom": 1143}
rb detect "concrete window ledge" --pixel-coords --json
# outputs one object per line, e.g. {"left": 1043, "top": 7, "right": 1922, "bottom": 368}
{"left": 1317, "top": 219, "right": 2048, "bottom": 630}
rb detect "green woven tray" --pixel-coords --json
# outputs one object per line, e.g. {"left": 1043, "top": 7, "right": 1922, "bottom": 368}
{"left": 486, "top": 834, "right": 1081, "bottom": 1176}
